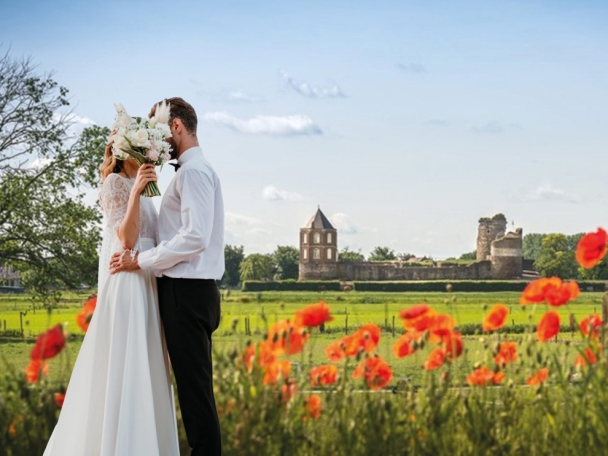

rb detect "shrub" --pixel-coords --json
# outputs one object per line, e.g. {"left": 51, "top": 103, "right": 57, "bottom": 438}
{"left": 352, "top": 280, "right": 606, "bottom": 292}
{"left": 242, "top": 281, "right": 342, "bottom": 292}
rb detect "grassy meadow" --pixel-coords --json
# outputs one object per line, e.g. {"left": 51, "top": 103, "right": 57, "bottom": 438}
{"left": 1, "top": 289, "right": 603, "bottom": 383}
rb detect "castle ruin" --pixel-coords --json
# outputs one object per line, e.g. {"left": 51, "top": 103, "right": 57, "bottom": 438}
{"left": 298, "top": 209, "right": 523, "bottom": 281}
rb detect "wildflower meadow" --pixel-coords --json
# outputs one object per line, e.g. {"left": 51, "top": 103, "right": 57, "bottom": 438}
{"left": 2, "top": 228, "right": 608, "bottom": 455}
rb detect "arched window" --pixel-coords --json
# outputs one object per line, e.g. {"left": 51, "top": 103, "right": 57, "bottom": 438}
{"left": 303, "top": 233, "right": 308, "bottom": 244}
{"left": 313, "top": 233, "right": 321, "bottom": 244}
{"left": 303, "top": 249, "right": 308, "bottom": 260}
{"left": 327, "top": 249, "right": 332, "bottom": 260}
{"left": 327, "top": 233, "right": 332, "bottom": 243}
{"left": 313, "top": 248, "right": 320, "bottom": 259}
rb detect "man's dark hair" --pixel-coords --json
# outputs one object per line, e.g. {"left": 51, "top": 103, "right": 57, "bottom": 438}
{"left": 149, "top": 97, "right": 197, "bottom": 135}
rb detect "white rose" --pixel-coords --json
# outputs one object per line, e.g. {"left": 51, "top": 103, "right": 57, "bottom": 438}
{"left": 113, "top": 135, "right": 128, "bottom": 151}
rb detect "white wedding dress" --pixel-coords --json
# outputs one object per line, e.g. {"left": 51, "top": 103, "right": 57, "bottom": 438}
{"left": 43, "top": 173, "right": 179, "bottom": 456}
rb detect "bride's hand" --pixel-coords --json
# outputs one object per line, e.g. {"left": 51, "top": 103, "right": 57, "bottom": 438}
{"left": 132, "top": 163, "right": 157, "bottom": 195}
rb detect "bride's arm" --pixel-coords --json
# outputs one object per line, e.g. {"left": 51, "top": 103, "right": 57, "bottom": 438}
{"left": 117, "top": 164, "right": 157, "bottom": 250}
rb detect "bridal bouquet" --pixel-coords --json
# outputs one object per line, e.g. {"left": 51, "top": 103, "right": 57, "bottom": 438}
{"left": 108, "top": 102, "right": 173, "bottom": 197}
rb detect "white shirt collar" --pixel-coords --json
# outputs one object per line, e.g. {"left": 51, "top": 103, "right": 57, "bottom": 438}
{"left": 177, "top": 146, "right": 203, "bottom": 166}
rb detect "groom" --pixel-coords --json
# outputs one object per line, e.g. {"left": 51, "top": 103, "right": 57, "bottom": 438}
{"left": 110, "top": 97, "right": 224, "bottom": 456}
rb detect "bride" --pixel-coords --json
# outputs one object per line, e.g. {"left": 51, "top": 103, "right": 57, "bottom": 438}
{"left": 43, "top": 139, "right": 179, "bottom": 455}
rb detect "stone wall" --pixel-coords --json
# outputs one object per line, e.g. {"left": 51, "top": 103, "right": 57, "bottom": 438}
{"left": 299, "top": 262, "right": 338, "bottom": 281}
{"left": 335, "top": 261, "right": 493, "bottom": 281}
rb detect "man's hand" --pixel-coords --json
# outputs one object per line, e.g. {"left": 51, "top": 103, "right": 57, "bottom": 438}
{"left": 110, "top": 251, "right": 141, "bottom": 274}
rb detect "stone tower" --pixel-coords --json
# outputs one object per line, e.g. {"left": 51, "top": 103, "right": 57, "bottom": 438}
{"left": 490, "top": 228, "right": 523, "bottom": 279}
{"left": 476, "top": 214, "right": 507, "bottom": 261}
{"left": 298, "top": 207, "right": 338, "bottom": 280}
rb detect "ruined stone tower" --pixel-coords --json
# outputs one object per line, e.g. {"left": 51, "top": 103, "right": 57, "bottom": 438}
{"left": 491, "top": 228, "right": 523, "bottom": 279}
{"left": 476, "top": 214, "right": 507, "bottom": 261}
{"left": 298, "top": 207, "right": 338, "bottom": 280}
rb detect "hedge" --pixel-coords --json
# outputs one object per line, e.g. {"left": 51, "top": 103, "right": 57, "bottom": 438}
{"left": 242, "top": 281, "right": 342, "bottom": 292}
{"left": 352, "top": 280, "right": 606, "bottom": 293}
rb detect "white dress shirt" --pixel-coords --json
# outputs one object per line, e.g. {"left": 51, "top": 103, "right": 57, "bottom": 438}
{"left": 138, "top": 147, "right": 225, "bottom": 279}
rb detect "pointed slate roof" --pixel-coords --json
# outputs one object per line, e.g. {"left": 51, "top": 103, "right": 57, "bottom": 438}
{"left": 304, "top": 207, "right": 335, "bottom": 230}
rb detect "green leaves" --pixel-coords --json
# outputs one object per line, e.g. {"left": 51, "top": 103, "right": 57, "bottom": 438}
{"left": 0, "top": 51, "right": 108, "bottom": 303}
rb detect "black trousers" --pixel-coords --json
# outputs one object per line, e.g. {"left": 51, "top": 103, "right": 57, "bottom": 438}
{"left": 157, "top": 277, "right": 222, "bottom": 456}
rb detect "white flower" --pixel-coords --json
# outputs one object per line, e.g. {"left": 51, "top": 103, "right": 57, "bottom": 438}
{"left": 110, "top": 132, "right": 128, "bottom": 153}
{"left": 148, "top": 148, "right": 160, "bottom": 162}
{"left": 131, "top": 129, "right": 150, "bottom": 148}
{"left": 157, "top": 123, "right": 172, "bottom": 138}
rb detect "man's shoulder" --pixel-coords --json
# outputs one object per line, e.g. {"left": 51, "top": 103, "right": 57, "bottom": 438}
{"left": 179, "top": 158, "right": 219, "bottom": 186}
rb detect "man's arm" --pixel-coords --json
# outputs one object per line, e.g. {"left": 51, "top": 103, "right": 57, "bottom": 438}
{"left": 110, "top": 169, "right": 215, "bottom": 274}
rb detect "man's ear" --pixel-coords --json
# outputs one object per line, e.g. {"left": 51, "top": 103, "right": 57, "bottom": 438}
{"left": 172, "top": 118, "right": 183, "bottom": 133}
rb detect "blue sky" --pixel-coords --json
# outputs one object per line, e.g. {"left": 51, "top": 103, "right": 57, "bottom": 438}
{"left": 2, "top": 0, "right": 607, "bottom": 257}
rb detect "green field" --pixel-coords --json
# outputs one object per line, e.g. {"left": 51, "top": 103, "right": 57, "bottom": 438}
{"left": 0, "top": 290, "right": 600, "bottom": 382}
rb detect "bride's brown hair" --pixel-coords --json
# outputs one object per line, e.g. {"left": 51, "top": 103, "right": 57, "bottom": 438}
{"left": 99, "top": 136, "right": 125, "bottom": 181}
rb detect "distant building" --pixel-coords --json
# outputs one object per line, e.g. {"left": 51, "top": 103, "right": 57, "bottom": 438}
{"left": 0, "top": 265, "right": 23, "bottom": 292}
{"left": 298, "top": 209, "right": 523, "bottom": 281}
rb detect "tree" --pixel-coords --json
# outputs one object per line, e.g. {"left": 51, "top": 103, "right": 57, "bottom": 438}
{"left": 368, "top": 246, "right": 396, "bottom": 262}
{"left": 239, "top": 254, "right": 275, "bottom": 282}
{"left": 222, "top": 245, "right": 245, "bottom": 288}
{"left": 535, "top": 234, "right": 578, "bottom": 279}
{"left": 579, "top": 256, "right": 608, "bottom": 280}
{"left": 0, "top": 52, "right": 108, "bottom": 302}
{"left": 273, "top": 245, "right": 299, "bottom": 280}
{"left": 523, "top": 233, "right": 546, "bottom": 261}
{"left": 338, "top": 246, "right": 365, "bottom": 262}
{"left": 459, "top": 250, "right": 477, "bottom": 261}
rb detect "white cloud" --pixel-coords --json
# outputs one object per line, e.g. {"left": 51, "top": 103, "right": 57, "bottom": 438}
{"left": 396, "top": 62, "right": 426, "bottom": 73}
{"left": 526, "top": 183, "right": 581, "bottom": 203}
{"left": 225, "top": 212, "right": 261, "bottom": 227}
{"left": 27, "top": 158, "right": 52, "bottom": 169}
{"left": 471, "top": 121, "right": 504, "bottom": 134}
{"left": 279, "top": 71, "right": 346, "bottom": 99}
{"left": 202, "top": 111, "right": 322, "bottom": 136}
{"left": 262, "top": 185, "right": 303, "bottom": 202}
{"left": 226, "top": 90, "right": 264, "bottom": 103}
{"left": 330, "top": 213, "right": 359, "bottom": 235}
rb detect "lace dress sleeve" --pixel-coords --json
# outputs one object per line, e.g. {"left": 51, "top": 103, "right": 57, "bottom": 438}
{"left": 99, "top": 174, "right": 131, "bottom": 232}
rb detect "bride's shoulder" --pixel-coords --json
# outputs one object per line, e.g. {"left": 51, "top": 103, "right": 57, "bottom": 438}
{"left": 101, "top": 173, "right": 130, "bottom": 189}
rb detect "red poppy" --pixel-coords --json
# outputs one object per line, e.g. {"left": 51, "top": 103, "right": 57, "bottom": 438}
{"left": 423, "top": 347, "right": 446, "bottom": 371}
{"left": 399, "top": 304, "right": 431, "bottom": 320}
{"left": 293, "top": 301, "right": 333, "bottom": 328}
{"left": 324, "top": 340, "right": 344, "bottom": 362}
{"left": 304, "top": 394, "right": 322, "bottom": 419}
{"left": 30, "top": 324, "right": 66, "bottom": 361}
{"left": 466, "top": 366, "right": 503, "bottom": 386}
{"left": 526, "top": 368, "right": 549, "bottom": 386}
{"left": 25, "top": 359, "right": 49, "bottom": 383}
{"left": 355, "top": 324, "right": 381, "bottom": 353}
{"left": 76, "top": 295, "right": 97, "bottom": 333}
{"left": 262, "top": 360, "right": 291, "bottom": 385}
{"left": 575, "top": 347, "right": 598, "bottom": 367}
{"left": 352, "top": 356, "right": 393, "bottom": 390}
{"left": 54, "top": 391, "right": 66, "bottom": 408}
{"left": 494, "top": 342, "right": 517, "bottom": 367}
{"left": 580, "top": 314, "right": 602, "bottom": 339}
{"left": 428, "top": 314, "right": 456, "bottom": 342}
{"left": 482, "top": 304, "right": 509, "bottom": 332}
{"left": 544, "top": 281, "right": 580, "bottom": 307}
{"left": 576, "top": 228, "right": 607, "bottom": 269}
{"left": 265, "top": 320, "right": 309, "bottom": 356}
{"left": 520, "top": 277, "right": 562, "bottom": 304}
{"left": 309, "top": 365, "right": 339, "bottom": 386}
{"left": 537, "top": 311, "right": 561, "bottom": 342}
{"left": 443, "top": 331, "right": 464, "bottom": 360}
{"left": 392, "top": 333, "right": 416, "bottom": 358}
{"left": 257, "top": 341, "right": 276, "bottom": 367}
